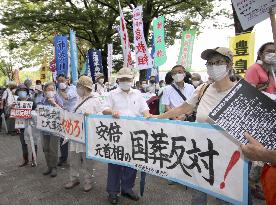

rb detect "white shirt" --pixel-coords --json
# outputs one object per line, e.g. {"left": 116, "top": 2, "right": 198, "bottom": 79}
{"left": 103, "top": 88, "right": 149, "bottom": 117}
{"left": 161, "top": 83, "right": 195, "bottom": 109}
{"left": 186, "top": 82, "right": 235, "bottom": 123}
{"left": 70, "top": 94, "right": 103, "bottom": 153}
{"left": 92, "top": 83, "right": 107, "bottom": 95}
{"left": 2, "top": 88, "right": 16, "bottom": 106}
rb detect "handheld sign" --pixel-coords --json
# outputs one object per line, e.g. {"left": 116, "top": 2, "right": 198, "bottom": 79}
{"left": 209, "top": 79, "right": 276, "bottom": 150}
{"left": 232, "top": 0, "right": 276, "bottom": 30}
{"left": 10, "top": 101, "right": 33, "bottom": 119}
{"left": 86, "top": 115, "right": 248, "bottom": 205}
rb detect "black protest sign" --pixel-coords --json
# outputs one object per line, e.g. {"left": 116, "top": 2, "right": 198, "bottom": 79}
{"left": 209, "top": 79, "right": 276, "bottom": 150}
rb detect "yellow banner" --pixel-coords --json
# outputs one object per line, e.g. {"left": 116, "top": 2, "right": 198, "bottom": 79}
{"left": 40, "top": 56, "right": 48, "bottom": 83}
{"left": 229, "top": 32, "right": 255, "bottom": 75}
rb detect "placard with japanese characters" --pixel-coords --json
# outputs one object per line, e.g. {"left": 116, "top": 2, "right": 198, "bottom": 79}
{"left": 209, "top": 79, "right": 276, "bottom": 150}
{"left": 10, "top": 101, "right": 33, "bottom": 119}
{"left": 36, "top": 105, "right": 85, "bottom": 143}
{"left": 86, "top": 115, "right": 248, "bottom": 205}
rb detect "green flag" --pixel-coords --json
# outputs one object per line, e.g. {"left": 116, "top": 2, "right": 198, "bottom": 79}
{"left": 153, "top": 16, "right": 167, "bottom": 66}
{"left": 178, "top": 30, "right": 196, "bottom": 72}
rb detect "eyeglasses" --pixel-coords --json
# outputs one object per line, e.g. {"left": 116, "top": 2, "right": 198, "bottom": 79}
{"left": 205, "top": 60, "right": 227, "bottom": 66}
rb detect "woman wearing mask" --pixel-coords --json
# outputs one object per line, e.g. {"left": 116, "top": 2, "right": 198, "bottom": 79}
{"left": 64, "top": 76, "right": 103, "bottom": 192}
{"left": 151, "top": 47, "right": 252, "bottom": 205}
{"left": 14, "top": 84, "right": 36, "bottom": 167}
{"left": 245, "top": 42, "right": 276, "bottom": 94}
{"left": 41, "top": 82, "right": 63, "bottom": 177}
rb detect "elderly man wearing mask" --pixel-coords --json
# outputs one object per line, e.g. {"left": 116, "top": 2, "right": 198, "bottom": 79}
{"left": 41, "top": 82, "right": 63, "bottom": 177}
{"left": 151, "top": 47, "right": 252, "bottom": 205}
{"left": 92, "top": 73, "right": 106, "bottom": 95}
{"left": 57, "top": 73, "right": 79, "bottom": 166}
{"left": 245, "top": 42, "right": 276, "bottom": 95}
{"left": 64, "top": 76, "right": 103, "bottom": 192}
{"left": 102, "top": 67, "right": 150, "bottom": 204}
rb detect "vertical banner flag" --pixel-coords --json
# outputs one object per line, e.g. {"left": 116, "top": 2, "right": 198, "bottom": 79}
{"left": 88, "top": 49, "right": 103, "bottom": 82}
{"left": 54, "top": 35, "right": 68, "bottom": 77}
{"left": 153, "top": 16, "right": 167, "bottom": 66}
{"left": 178, "top": 30, "right": 196, "bottom": 72}
{"left": 40, "top": 56, "right": 48, "bottom": 83}
{"left": 70, "top": 29, "right": 79, "bottom": 85}
{"left": 133, "top": 6, "right": 153, "bottom": 70}
{"left": 147, "top": 35, "right": 159, "bottom": 81}
{"left": 229, "top": 32, "right": 255, "bottom": 75}
{"left": 107, "top": 44, "right": 113, "bottom": 79}
{"left": 118, "top": 2, "right": 132, "bottom": 67}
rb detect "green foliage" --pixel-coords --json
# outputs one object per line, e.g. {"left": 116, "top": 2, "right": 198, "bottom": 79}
{"left": 0, "top": 0, "right": 229, "bottom": 78}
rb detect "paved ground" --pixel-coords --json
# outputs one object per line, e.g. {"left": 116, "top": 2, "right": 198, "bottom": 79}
{"left": 0, "top": 133, "right": 266, "bottom": 205}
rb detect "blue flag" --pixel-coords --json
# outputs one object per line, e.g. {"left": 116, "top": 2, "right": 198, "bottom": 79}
{"left": 54, "top": 35, "right": 68, "bottom": 77}
{"left": 70, "top": 30, "right": 78, "bottom": 85}
{"left": 88, "top": 49, "right": 103, "bottom": 82}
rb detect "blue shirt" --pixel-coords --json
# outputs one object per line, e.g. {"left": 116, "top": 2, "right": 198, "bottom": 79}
{"left": 58, "top": 85, "right": 78, "bottom": 112}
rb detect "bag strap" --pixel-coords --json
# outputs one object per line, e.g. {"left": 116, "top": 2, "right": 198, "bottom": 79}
{"left": 171, "top": 84, "right": 186, "bottom": 101}
{"left": 198, "top": 83, "right": 211, "bottom": 103}
{"left": 94, "top": 84, "right": 97, "bottom": 92}
{"left": 74, "top": 96, "right": 93, "bottom": 112}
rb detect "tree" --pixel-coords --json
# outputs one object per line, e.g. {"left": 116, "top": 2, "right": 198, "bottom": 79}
{"left": 0, "top": 0, "right": 228, "bottom": 80}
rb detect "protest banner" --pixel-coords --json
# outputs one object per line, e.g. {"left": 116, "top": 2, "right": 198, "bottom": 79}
{"left": 229, "top": 32, "right": 255, "bottom": 75}
{"left": 107, "top": 44, "right": 113, "bottom": 80}
{"left": 86, "top": 115, "right": 248, "bottom": 205}
{"left": 153, "top": 16, "right": 167, "bottom": 67}
{"left": 209, "top": 79, "right": 276, "bottom": 150}
{"left": 232, "top": 0, "right": 276, "bottom": 30}
{"left": 70, "top": 29, "right": 79, "bottom": 85}
{"left": 118, "top": 1, "right": 132, "bottom": 68}
{"left": 40, "top": 56, "right": 47, "bottom": 83}
{"left": 54, "top": 35, "right": 68, "bottom": 76}
{"left": 36, "top": 105, "right": 85, "bottom": 144}
{"left": 178, "top": 30, "right": 196, "bottom": 72}
{"left": 88, "top": 49, "right": 103, "bottom": 82}
{"left": 133, "top": 5, "right": 153, "bottom": 70}
{"left": 10, "top": 101, "right": 33, "bottom": 119}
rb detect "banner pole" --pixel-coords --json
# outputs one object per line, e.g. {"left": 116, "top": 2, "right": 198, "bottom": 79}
{"left": 269, "top": 7, "right": 276, "bottom": 50}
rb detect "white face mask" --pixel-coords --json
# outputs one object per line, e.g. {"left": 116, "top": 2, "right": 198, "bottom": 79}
{"left": 264, "top": 53, "right": 276, "bottom": 65}
{"left": 192, "top": 81, "right": 201, "bottom": 87}
{"left": 141, "top": 84, "right": 148, "bottom": 89}
{"left": 98, "top": 79, "right": 104, "bottom": 84}
{"left": 45, "top": 91, "right": 55, "bottom": 98}
{"left": 77, "top": 88, "right": 85, "bottom": 97}
{"left": 59, "top": 83, "right": 67, "bottom": 90}
{"left": 119, "top": 82, "right": 132, "bottom": 91}
{"left": 172, "top": 73, "right": 185, "bottom": 83}
{"left": 207, "top": 65, "right": 228, "bottom": 81}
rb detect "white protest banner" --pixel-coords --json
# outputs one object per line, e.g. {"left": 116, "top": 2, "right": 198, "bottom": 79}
{"left": 36, "top": 105, "right": 85, "bottom": 144}
{"left": 86, "top": 115, "right": 248, "bottom": 205}
{"left": 15, "top": 119, "right": 26, "bottom": 129}
{"left": 133, "top": 6, "right": 153, "bottom": 70}
{"left": 10, "top": 101, "right": 33, "bottom": 119}
{"left": 107, "top": 44, "right": 113, "bottom": 79}
{"left": 232, "top": 0, "right": 276, "bottom": 30}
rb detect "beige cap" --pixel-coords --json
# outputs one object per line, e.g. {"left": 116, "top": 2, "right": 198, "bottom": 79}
{"left": 117, "top": 67, "right": 134, "bottom": 79}
{"left": 95, "top": 73, "right": 104, "bottom": 80}
{"left": 201, "top": 47, "right": 233, "bottom": 61}
{"left": 77, "top": 76, "right": 93, "bottom": 90}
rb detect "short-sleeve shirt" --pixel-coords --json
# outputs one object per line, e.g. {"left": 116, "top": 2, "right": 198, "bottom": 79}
{"left": 70, "top": 94, "right": 103, "bottom": 153}
{"left": 186, "top": 82, "right": 236, "bottom": 123}
{"left": 2, "top": 88, "right": 16, "bottom": 106}
{"left": 161, "top": 83, "right": 195, "bottom": 109}
{"left": 245, "top": 63, "right": 276, "bottom": 94}
{"left": 103, "top": 88, "right": 149, "bottom": 117}
{"left": 58, "top": 85, "right": 78, "bottom": 112}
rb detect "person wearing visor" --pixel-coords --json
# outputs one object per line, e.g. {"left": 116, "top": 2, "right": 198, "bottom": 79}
{"left": 150, "top": 47, "right": 252, "bottom": 204}
{"left": 102, "top": 67, "right": 150, "bottom": 204}
{"left": 92, "top": 73, "right": 106, "bottom": 95}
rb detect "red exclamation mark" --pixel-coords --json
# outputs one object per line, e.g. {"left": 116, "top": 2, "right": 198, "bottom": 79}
{"left": 220, "top": 150, "right": 241, "bottom": 189}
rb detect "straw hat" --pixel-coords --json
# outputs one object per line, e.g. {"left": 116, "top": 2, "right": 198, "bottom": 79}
{"left": 117, "top": 67, "right": 134, "bottom": 79}
{"left": 77, "top": 76, "right": 93, "bottom": 90}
